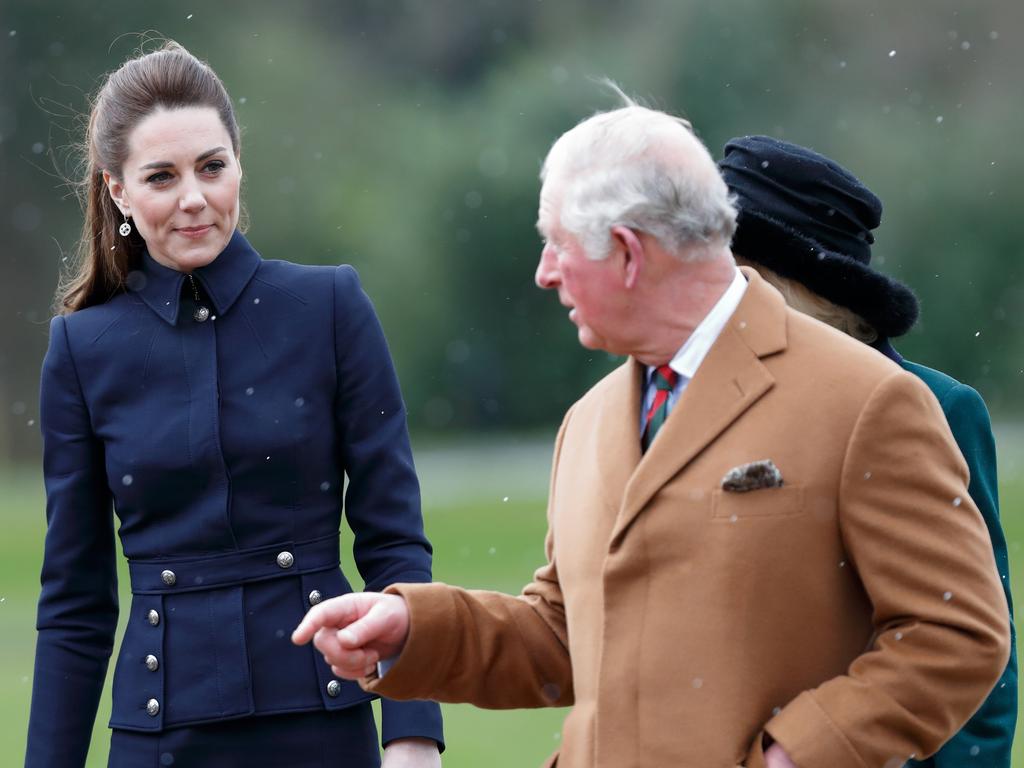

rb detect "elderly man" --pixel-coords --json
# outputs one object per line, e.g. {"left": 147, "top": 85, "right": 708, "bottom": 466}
{"left": 294, "top": 101, "right": 1009, "bottom": 768}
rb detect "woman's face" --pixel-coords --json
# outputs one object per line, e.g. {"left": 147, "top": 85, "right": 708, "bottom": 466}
{"left": 105, "top": 106, "right": 242, "bottom": 273}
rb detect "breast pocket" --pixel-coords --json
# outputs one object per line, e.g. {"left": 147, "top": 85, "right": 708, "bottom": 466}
{"left": 711, "top": 484, "right": 804, "bottom": 521}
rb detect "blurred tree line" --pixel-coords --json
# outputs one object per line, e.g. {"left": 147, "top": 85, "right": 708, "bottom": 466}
{"left": 1, "top": 0, "right": 1022, "bottom": 464}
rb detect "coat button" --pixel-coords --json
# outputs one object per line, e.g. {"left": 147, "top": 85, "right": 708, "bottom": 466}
{"left": 161, "top": 570, "right": 176, "bottom": 586}
{"left": 146, "top": 698, "right": 160, "bottom": 717}
{"left": 145, "top": 654, "right": 159, "bottom": 672}
{"left": 276, "top": 551, "right": 294, "bottom": 569}
{"left": 308, "top": 590, "right": 323, "bottom": 606}
{"left": 327, "top": 680, "right": 341, "bottom": 698}
{"left": 147, "top": 609, "right": 160, "bottom": 626}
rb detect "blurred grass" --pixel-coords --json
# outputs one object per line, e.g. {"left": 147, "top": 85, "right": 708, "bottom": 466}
{"left": 2, "top": 437, "right": 1023, "bottom": 766}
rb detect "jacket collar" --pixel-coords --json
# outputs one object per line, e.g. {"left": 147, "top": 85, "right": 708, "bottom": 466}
{"left": 132, "top": 229, "right": 261, "bottom": 325}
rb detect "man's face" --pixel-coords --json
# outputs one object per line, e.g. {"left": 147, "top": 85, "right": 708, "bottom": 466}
{"left": 535, "top": 186, "right": 626, "bottom": 353}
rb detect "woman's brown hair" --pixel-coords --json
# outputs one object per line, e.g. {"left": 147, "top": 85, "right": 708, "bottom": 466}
{"left": 58, "top": 40, "right": 240, "bottom": 314}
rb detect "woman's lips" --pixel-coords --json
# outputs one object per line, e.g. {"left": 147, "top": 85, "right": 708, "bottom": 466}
{"left": 176, "top": 225, "right": 212, "bottom": 238}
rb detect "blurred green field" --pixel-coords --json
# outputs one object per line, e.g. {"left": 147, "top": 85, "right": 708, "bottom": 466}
{"left": 2, "top": 436, "right": 1023, "bottom": 766}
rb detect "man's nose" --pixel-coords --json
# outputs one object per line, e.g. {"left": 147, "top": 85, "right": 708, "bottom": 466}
{"left": 535, "top": 244, "right": 560, "bottom": 289}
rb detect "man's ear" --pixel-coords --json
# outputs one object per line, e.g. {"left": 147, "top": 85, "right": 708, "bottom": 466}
{"left": 610, "top": 225, "right": 645, "bottom": 289}
{"left": 102, "top": 170, "right": 129, "bottom": 217}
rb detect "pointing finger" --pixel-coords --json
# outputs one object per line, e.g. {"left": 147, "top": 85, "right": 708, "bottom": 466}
{"left": 292, "top": 593, "right": 370, "bottom": 645}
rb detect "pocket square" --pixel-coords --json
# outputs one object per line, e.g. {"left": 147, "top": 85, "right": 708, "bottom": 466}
{"left": 720, "top": 459, "right": 784, "bottom": 493}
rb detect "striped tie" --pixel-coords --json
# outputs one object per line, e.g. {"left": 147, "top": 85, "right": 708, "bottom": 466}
{"left": 642, "top": 364, "right": 679, "bottom": 451}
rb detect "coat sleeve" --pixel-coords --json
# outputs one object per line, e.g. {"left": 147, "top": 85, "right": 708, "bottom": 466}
{"left": 360, "top": 408, "right": 576, "bottom": 710}
{"left": 26, "top": 315, "right": 117, "bottom": 768}
{"left": 331, "top": 265, "right": 443, "bottom": 748}
{"left": 763, "top": 370, "right": 1010, "bottom": 768}
{"left": 925, "top": 383, "right": 1017, "bottom": 768}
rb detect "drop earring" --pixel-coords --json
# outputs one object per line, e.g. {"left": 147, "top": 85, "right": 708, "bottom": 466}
{"left": 119, "top": 212, "right": 132, "bottom": 237}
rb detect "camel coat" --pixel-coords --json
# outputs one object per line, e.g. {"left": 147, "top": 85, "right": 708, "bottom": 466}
{"left": 365, "top": 268, "right": 1009, "bottom": 768}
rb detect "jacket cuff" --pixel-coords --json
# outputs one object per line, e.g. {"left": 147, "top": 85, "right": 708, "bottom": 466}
{"left": 361, "top": 583, "right": 458, "bottom": 700}
{"left": 765, "top": 691, "right": 870, "bottom": 768}
{"left": 380, "top": 698, "right": 445, "bottom": 753}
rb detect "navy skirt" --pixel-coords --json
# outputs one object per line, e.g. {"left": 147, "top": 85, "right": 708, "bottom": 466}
{"left": 108, "top": 704, "right": 381, "bottom": 767}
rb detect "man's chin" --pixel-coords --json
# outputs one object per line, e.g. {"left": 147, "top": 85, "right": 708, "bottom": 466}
{"left": 577, "top": 329, "right": 613, "bottom": 354}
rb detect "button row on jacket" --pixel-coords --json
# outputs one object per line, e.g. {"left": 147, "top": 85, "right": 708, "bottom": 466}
{"left": 145, "top": 607, "right": 161, "bottom": 716}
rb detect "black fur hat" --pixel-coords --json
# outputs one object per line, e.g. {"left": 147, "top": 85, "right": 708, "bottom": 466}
{"left": 719, "top": 135, "right": 919, "bottom": 338}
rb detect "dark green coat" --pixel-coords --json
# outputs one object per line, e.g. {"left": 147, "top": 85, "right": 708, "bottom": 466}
{"left": 901, "top": 360, "right": 1017, "bottom": 768}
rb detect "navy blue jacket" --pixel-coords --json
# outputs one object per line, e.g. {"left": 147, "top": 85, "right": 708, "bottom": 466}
{"left": 27, "top": 231, "right": 442, "bottom": 766}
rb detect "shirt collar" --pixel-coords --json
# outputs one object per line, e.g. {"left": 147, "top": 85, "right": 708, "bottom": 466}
{"left": 132, "top": 229, "right": 262, "bottom": 325}
{"left": 647, "top": 266, "right": 748, "bottom": 385}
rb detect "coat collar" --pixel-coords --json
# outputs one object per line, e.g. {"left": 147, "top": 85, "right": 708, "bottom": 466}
{"left": 132, "top": 229, "right": 262, "bottom": 325}
{"left": 871, "top": 337, "right": 904, "bottom": 364}
{"left": 602, "top": 266, "right": 788, "bottom": 546}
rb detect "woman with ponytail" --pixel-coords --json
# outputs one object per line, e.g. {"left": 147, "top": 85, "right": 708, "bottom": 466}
{"left": 27, "top": 41, "right": 443, "bottom": 768}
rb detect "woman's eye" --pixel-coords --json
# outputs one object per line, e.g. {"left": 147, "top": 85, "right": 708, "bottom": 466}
{"left": 202, "top": 160, "right": 226, "bottom": 174}
{"left": 146, "top": 171, "right": 172, "bottom": 184}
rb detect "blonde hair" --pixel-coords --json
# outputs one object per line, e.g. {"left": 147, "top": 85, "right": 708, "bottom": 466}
{"left": 737, "top": 257, "right": 878, "bottom": 344}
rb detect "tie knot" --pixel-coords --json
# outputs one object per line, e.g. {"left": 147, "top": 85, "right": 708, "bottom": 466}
{"left": 653, "top": 364, "right": 678, "bottom": 392}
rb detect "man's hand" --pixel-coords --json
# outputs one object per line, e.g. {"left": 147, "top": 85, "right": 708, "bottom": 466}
{"left": 764, "top": 743, "right": 798, "bottom": 768}
{"left": 291, "top": 592, "right": 410, "bottom": 679}
{"left": 382, "top": 737, "right": 441, "bottom": 768}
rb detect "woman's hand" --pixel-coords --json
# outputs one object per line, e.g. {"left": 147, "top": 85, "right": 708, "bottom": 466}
{"left": 381, "top": 737, "right": 441, "bottom": 768}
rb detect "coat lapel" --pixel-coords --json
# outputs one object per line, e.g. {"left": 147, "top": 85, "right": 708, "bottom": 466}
{"left": 611, "top": 268, "right": 788, "bottom": 545}
{"left": 592, "top": 360, "right": 644, "bottom": 515}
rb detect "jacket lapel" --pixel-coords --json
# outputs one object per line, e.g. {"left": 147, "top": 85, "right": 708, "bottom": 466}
{"left": 611, "top": 268, "right": 788, "bottom": 545}
{"left": 592, "top": 360, "right": 644, "bottom": 515}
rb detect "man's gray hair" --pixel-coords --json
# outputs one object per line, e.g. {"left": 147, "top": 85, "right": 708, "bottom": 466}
{"left": 540, "top": 83, "right": 737, "bottom": 261}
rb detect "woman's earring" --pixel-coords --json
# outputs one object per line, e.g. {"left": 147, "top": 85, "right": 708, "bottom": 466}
{"left": 119, "top": 213, "right": 132, "bottom": 237}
